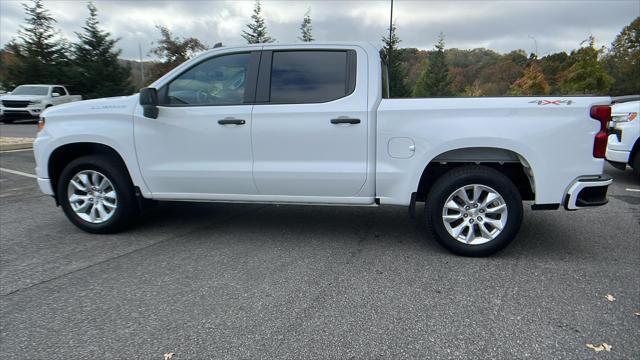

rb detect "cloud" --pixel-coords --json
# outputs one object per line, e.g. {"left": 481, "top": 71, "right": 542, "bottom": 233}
{"left": 1, "top": 0, "right": 637, "bottom": 60}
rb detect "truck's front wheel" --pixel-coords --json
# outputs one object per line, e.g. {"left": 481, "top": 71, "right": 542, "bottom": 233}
{"left": 57, "top": 155, "right": 138, "bottom": 233}
{"left": 425, "top": 166, "right": 523, "bottom": 257}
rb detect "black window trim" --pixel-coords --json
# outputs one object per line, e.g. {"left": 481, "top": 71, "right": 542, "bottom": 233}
{"left": 157, "top": 50, "right": 261, "bottom": 107}
{"left": 255, "top": 49, "right": 357, "bottom": 105}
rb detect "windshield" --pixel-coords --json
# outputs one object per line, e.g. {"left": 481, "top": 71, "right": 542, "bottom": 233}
{"left": 11, "top": 85, "right": 49, "bottom": 96}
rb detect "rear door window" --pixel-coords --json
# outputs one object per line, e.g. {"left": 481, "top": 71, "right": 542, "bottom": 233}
{"left": 268, "top": 50, "right": 355, "bottom": 104}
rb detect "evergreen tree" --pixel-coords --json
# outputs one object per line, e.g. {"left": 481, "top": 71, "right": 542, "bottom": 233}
{"left": 72, "top": 2, "right": 132, "bottom": 98}
{"left": 381, "top": 22, "right": 410, "bottom": 97}
{"left": 299, "top": 10, "right": 313, "bottom": 42}
{"left": 607, "top": 17, "right": 639, "bottom": 96}
{"left": 3, "top": 0, "right": 68, "bottom": 88}
{"left": 149, "top": 25, "right": 207, "bottom": 81}
{"left": 242, "top": 1, "right": 275, "bottom": 44}
{"left": 561, "top": 36, "right": 612, "bottom": 95}
{"left": 508, "top": 63, "right": 550, "bottom": 95}
{"left": 413, "top": 33, "right": 452, "bottom": 97}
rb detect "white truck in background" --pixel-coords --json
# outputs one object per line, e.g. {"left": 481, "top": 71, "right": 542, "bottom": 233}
{"left": 0, "top": 85, "right": 82, "bottom": 123}
{"left": 606, "top": 97, "right": 640, "bottom": 179}
{"left": 34, "top": 42, "right": 613, "bottom": 256}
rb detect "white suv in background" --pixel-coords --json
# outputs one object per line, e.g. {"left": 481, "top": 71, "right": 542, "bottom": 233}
{"left": 606, "top": 97, "right": 640, "bottom": 179}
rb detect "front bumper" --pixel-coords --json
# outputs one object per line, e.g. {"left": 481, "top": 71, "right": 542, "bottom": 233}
{"left": 564, "top": 175, "right": 613, "bottom": 210}
{"left": 37, "top": 177, "right": 54, "bottom": 196}
{"left": 605, "top": 148, "right": 630, "bottom": 164}
{"left": 0, "top": 106, "right": 44, "bottom": 118}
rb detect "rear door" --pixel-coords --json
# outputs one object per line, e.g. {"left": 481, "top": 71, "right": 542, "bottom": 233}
{"left": 251, "top": 48, "right": 369, "bottom": 197}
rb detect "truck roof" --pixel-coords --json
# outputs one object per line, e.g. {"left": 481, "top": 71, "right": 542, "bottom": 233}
{"left": 16, "top": 84, "right": 65, "bottom": 87}
{"left": 195, "top": 41, "right": 380, "bottom": 57}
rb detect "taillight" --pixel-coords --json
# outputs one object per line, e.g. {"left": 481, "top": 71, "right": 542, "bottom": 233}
{"left": 590, "top": 105, "right": 610, "bottom": 158}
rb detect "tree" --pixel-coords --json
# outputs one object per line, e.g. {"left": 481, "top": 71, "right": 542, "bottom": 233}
{"left": 607, "top": 17, "right": 639, "bottom": 96}
{"left": 538, "top": 51, "right": 572, "bottom": 94}
{"left": 463, "top": 80, "right": 484, "bottom": 96}
{"left": 149, "top": 25, "right": 207, "bottom": 81}
{"left": 299, "top": 10, "right": 313, "bottom": 42}
{"left": 2, "top": 0, "right": 68, "bottom": 88}
{"left": 508, "top": 63, "right": 550, "bottom": 95}
{"left": 242, "top": 1, "right": 275, "bottom": 44}
{"left": 71, "top": 2, "right": 131, "bottom": 98}
{"left": 413, "top": 33, "right": 452, "bottom": 97}
{"left": 561, "top": 36, "right": 612, "bottom": 95}
{"left": 381, "top": 22, "right": 410, "bottom": 97}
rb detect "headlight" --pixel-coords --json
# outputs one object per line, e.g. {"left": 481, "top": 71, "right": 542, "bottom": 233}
{"left": 38, "top": 117, "right": 45, "bottom": 131}
{"left": 612, "top": 112, "right": 637, "bottom": 122}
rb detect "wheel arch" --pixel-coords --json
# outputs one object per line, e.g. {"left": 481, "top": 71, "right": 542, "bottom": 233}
{"left": 415, "top": 147, "right": 536, "bottom": 202}
{"left": 48, "top": 142, "right": 134, "bottom": 198}
{"left": 629, "top": 138, "right": 640, "bottom": 166}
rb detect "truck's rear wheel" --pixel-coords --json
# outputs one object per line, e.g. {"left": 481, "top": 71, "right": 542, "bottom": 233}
{"left": 57, "top": 155, "right": 138, "bottom": 233}
{"left": 425, "top": 165, "right": 523, "bottom": 257}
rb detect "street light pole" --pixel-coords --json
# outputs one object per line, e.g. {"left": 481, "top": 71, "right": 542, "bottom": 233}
{"left": 527, "top": 35, "right": 538, "bottom": 57}
{"left": 389, "top": 0, "right": 394, "bottom": 47}
{"left": 139, "top": 43, "right": 145, "bottom": 87}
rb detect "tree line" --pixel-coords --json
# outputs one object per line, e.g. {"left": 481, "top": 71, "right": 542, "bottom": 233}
{"left": 1, "top": 0, "right": 638, "bottom": 99}
{"left": 384, "top": 19, "right": 639, "bottom": 97}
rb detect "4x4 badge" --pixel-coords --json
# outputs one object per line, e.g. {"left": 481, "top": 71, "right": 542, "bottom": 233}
{"left": 529, "top": 99, "right": 574, "bottom": 105}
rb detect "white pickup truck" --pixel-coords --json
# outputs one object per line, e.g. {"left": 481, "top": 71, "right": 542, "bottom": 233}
{"left": 606, "top": 98, "right": 639, "bottom": 179}
{"left": 34, "top": 43, "right": 613, "bottom": 256}
{"left": 0, "top": 84, "right": 82, "bottom": 123}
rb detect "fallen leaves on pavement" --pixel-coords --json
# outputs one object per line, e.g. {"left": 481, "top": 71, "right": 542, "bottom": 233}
{"left": 586, "top": 343, "right": 612, "bottom": 352}
{"left": 163, "top": 352, "right": 175, "bottom": 360}
{"left": 605, "top": 294, "right": 616, "bottom": 302}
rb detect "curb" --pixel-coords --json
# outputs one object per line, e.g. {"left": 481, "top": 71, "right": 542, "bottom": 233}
{"left": 0, "top": 143, "right": 33, "bottom": 151}
{"left": 0, "top": 137, "right": 35, "bottom": 151}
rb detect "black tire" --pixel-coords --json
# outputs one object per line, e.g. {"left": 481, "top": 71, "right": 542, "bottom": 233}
{"left": 425, "top": 165, "right": 523, "bottom": 257}
{"left": 57, "top": 155, "right": 138, "bottom": 233}
{"left": 632, "top": 151, "right": 640, "bottom": 180}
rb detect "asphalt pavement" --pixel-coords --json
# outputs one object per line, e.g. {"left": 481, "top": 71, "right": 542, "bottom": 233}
{"left": 0, "top": 149, "right": 638, "bottom": 359}
{"left": 0, "top": 122, "right": 39, "bottom": 138}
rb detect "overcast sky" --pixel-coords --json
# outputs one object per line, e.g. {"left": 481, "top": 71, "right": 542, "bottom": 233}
{"left": 1, "top": 0, "right": 638, "bottom": 60}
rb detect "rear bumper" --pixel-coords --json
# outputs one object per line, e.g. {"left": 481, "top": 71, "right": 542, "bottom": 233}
{"left": 564, "top": 175, "right": 612, "bottom": 210}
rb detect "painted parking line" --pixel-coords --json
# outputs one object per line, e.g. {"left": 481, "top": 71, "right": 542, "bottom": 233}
{"left": 0, "top": 167, "right": 37, "bottom": 179}
{"left": 626, "top": 188, "right": 640, "bottom": 192}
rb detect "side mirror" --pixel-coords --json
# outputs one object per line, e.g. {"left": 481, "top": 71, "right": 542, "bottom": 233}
{"left": 52, "top": 92, "right": 61, "bottom": 97}
{"left": 139, "top": 87, "right": 159, "bottom": 119}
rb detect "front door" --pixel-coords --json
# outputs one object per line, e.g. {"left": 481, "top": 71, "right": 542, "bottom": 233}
{"left": 133, "top": 51, "right": 260, "bottom": 198}
{"left": 251, "top": 49, "right": 369, "bottom": 197}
